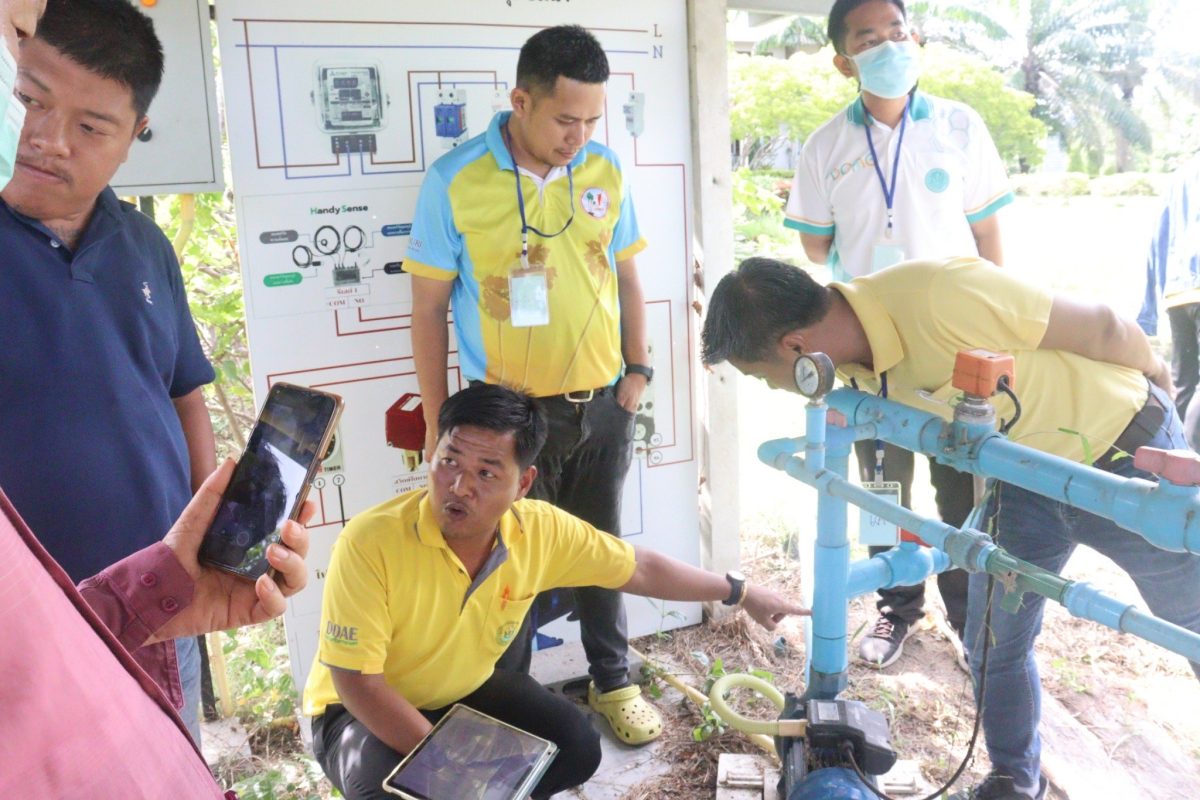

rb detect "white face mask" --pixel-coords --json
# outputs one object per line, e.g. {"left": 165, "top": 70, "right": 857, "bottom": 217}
{"left": 851, "top": 39, "right": 922, "bottom": 100}
{"left": 0, "top": 42, "right": 23, "bottom": 191}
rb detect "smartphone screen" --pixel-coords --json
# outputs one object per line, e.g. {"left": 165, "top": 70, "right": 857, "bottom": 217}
{"left": 200, "top": 383, "right": 342, "bottom": 579}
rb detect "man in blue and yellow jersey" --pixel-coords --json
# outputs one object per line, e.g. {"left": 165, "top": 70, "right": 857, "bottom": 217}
{"left": 407, "top": 25, "right": 659, "bottom": 743}
{"left": 702, "top": 256, "right": 1198, "bottom": 800}
{"left": 303, "top": 384, "right": 806, "bottom": 800}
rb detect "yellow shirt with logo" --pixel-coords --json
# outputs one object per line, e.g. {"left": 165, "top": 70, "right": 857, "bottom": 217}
{"left": 405, "top": 111, "right": 647, "bottom": 397}
{"left": 302, "top": 490, "right": 637, "bottom": 716}
{"left": 835, "top": 257, "right": 1148, "bottom": 464}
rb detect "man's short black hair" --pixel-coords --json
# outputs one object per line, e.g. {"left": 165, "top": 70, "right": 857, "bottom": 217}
{"left": 36, "top": 0, "right": 165, "bottom": 120}
{"left": 437, "top": 384, "right": 548, "bottom": 469}
{"left": 701, "top": 258, "right": 832, "bottom": 365}
{"left": 516, "top": 25, "right": 609, "bottom": 96}
{"left": 827, "top": 0, "right": 907, "bottom": 55}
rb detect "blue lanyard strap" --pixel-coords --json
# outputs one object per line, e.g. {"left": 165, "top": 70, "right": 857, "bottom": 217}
{"left": 863, "top": 95, "right": 910, "bottom": 239}
{"left": 502, "top": 123, "right": 575, "bottom": 259}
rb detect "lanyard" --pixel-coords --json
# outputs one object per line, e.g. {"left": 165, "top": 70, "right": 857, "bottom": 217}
{"left": 863, "top": 95, "right": 910, "bottom": 239}
{"left": 852, "top": 372, "right": 889, "bottom": 481}
{"left": 502, "top": 123, "right": 575, "bottom": 263}
{"left": 874, "top": 372, "right": 889, "bottom": 481}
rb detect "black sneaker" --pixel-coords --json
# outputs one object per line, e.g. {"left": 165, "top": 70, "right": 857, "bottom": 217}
{"left": 857, "top": 613, "right": 911, "bottom": 668}
{"left": 951, "top": 772, "right": 1049, "bottom": 799}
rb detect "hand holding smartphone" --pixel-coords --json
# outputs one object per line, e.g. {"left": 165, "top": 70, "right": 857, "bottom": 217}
{"left": 199, "top": 382, "right": 343, "bottom": 580}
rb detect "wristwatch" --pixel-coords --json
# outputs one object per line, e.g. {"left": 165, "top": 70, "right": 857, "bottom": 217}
{"left": 624, "top": 363, "right": 654, "bottom": 384}
{"left": 722, "top": 570, "right": 747, "bottom": 606}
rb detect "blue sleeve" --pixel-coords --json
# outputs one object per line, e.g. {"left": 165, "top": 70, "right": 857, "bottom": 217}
{"left": 1138, "top": 205, "right": 1171, "bottom": 335}
{"left": 405, "top": 166, "right": 462, "bottom": 274}
{"left": 612, "top": 168, "right": 643, "bottom": 258}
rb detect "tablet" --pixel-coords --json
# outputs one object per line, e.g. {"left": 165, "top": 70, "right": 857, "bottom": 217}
{"left": 382, "top": 704, "right": 559, "bottom": 800}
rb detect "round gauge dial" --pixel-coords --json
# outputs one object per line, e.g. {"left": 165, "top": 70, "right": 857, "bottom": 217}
{"left": 793, "top": 352, "right": 836, "bottom": 398}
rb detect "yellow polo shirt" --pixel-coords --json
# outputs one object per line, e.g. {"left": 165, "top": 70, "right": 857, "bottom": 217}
{"left": 302, "top": 490, "right": 637, "bottom": 715}
{"left": 835, "top": 258, "right": 1148, "bottom": 464}
{"left": 405, "top": 111, "right": 648, "bottom": 397}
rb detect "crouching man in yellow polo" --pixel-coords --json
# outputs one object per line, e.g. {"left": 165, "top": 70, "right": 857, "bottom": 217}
{"left": 303, "top": 383, "right": 807, "bottom": 800}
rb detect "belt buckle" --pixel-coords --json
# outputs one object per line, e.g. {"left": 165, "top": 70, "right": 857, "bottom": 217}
{"left": 564, "top": 389, "right": 595, "bottom": 403}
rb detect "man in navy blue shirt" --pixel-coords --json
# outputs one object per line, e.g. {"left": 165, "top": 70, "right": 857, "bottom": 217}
{"left": 0, "top": 0, "right": 215, "bottom": 743}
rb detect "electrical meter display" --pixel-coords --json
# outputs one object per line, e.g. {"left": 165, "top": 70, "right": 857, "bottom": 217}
{"left": 316, "top": 64, "right": 385, "bottom": 154}
{"left": 317, "top": 65, "right": 384, "bottom": 131}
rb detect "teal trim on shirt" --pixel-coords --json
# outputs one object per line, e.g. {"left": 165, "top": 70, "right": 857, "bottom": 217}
{"left": 846, "top": 91, "right": 932, "bottom": 127}
{"left": 965, "top": 191, "right": 1015, "bottom": 225}
{"left": 784, "top": 217, "right": 835, "bottom": 236}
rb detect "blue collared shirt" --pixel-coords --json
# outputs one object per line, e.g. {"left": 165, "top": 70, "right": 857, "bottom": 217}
{"left": 0, "top": 187, "right": 214, "bottom": 581}
{"left": 1139, "top": 155, "right": 1200, "bottom": 334}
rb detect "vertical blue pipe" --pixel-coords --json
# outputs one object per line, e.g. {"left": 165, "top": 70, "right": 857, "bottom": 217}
{"left": 807, "top": 400, "right": 851, "bottom": 697}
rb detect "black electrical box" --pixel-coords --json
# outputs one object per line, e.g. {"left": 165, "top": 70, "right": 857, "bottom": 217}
{"left": 805, "top": 699, "right": 897, "bottom": 775}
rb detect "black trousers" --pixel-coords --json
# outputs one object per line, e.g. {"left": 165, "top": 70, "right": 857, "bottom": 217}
{"left": 312, "top": 670, "right": 602, "bottom": 800}
{"left": 854, "top": 440, "right": 972, "bottom": 635}
{"left": 494, "top": 389, "right": 635, "bottom": 690}
{"left": 1167, "top": 302, "right": 1200, "bottom": 451}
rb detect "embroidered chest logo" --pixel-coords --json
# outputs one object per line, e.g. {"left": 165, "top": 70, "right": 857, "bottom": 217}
{"left": 496, "top": 620, "right": 521, "bottom": 645}
{"left": 581, "top": 187, "right": 610, "bottom": 219}
{"left": 141, "top": 281, "right": 153, "bottom": 305}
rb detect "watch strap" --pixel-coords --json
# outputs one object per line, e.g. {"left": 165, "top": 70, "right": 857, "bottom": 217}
{"left": 625, "top": 363, "right": 654, "bottom": 383}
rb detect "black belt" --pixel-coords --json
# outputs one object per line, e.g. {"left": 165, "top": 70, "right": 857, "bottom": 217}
{"left": 1095, "top": 387, "right": 1167, "bottom": 469}
{"left": 553, "top": 385, "right": 613, "bottom": 404}
{"left": 468, "top": 380, "right": 611, "bottom": 404}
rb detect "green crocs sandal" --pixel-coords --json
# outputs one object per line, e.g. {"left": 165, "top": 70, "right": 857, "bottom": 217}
{"left": 587, "top": 682, "right": 663, "bottom": 745}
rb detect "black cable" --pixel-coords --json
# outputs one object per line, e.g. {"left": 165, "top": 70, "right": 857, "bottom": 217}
{"left": 997, "top": 376, "right": 1021, "bottom": 435}
{"left": 840, "top": 574, "right": 997, "bottom": 800}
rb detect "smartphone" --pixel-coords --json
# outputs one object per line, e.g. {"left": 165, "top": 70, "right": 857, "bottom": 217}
{"left": 199, "top": 382, "right": 344, "bottom": 580}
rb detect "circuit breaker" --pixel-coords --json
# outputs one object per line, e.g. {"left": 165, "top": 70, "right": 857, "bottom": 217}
{"left": 435, "top": 88, "right": 468, "bottom": 149}
{"left": 623, "top": 91, "right": 645, "bottom": 138}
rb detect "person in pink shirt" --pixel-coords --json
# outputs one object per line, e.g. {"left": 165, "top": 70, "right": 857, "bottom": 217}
{"left": 0, "top": 459, "right": 312, "bottom": 798}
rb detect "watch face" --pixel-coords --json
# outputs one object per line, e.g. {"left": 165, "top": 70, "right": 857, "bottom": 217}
{"left": 793, "top": 353, "right": 835, "bottom": 397}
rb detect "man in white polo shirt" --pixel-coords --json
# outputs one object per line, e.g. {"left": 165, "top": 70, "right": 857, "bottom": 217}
{"left": 784, "top": 0, "right": 1013, "bottom": 669}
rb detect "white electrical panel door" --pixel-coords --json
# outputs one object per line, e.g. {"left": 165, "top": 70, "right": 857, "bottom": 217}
{"left": 111, "top": 0, "right": 223, "bottom": 196}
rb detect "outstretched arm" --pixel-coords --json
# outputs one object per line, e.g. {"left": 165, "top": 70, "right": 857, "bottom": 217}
{"left": 618, "top": 546, "right": 808, "bottom": 631}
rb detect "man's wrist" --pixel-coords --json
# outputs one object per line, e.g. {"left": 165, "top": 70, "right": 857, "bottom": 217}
{"left": 624, "top": 363, "right": 653, "bottom": 384}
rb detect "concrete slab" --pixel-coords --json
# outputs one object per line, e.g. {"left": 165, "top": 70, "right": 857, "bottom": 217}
{"left": 200, "top": 715, "right": 251, "bottom": 765}
{"left": 531, "top": 641, "right": 674, "bottom": 798}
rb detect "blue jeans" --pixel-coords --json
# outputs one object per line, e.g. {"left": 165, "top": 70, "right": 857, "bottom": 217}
{"left": 176, "top": 635, "right": 202, "bottom": 746}
{"left": 964, "top": 386, "right": 1200, "bottom": 788}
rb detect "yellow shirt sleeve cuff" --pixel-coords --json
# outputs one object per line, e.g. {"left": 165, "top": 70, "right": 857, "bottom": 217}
{"left": 403, "top": 259, "right": 458, "bottom": 281}
{"left": 614, "top": 238, "right": 648, "bottom": 264}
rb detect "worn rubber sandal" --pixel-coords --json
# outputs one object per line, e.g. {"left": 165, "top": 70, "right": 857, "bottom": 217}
{"left": 587, "top": 681, "right": 663, "bottom": 745}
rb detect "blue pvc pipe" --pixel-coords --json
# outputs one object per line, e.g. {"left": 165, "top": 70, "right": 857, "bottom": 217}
{"left": 826, "top": 389, "right": 1200, "bottom": 554}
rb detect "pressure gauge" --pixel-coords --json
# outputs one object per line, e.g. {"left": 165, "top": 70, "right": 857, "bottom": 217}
{"left": 793, "top": 352, "right": 836, "bottom": 398}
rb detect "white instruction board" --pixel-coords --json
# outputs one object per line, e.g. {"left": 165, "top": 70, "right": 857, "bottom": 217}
{"left": 216, "top": 0, "right": 699, "bottom": 694}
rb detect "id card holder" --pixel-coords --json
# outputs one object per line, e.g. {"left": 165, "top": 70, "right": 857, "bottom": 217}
{"left": 871, "top": 241, "right": 906, "bottom": 273}
{"left": 859, "top": 481, "right": 902, "bottom": 546}
{"left": 509, "top": 263, "right": 550, "bottom": 328}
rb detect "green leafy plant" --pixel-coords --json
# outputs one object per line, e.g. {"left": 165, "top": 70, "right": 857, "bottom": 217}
{"left": 156, "top": 192, "right": 255, "bottom": 458}
{"left": 222, "top": 618, "right": 298, "bottom": 728}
